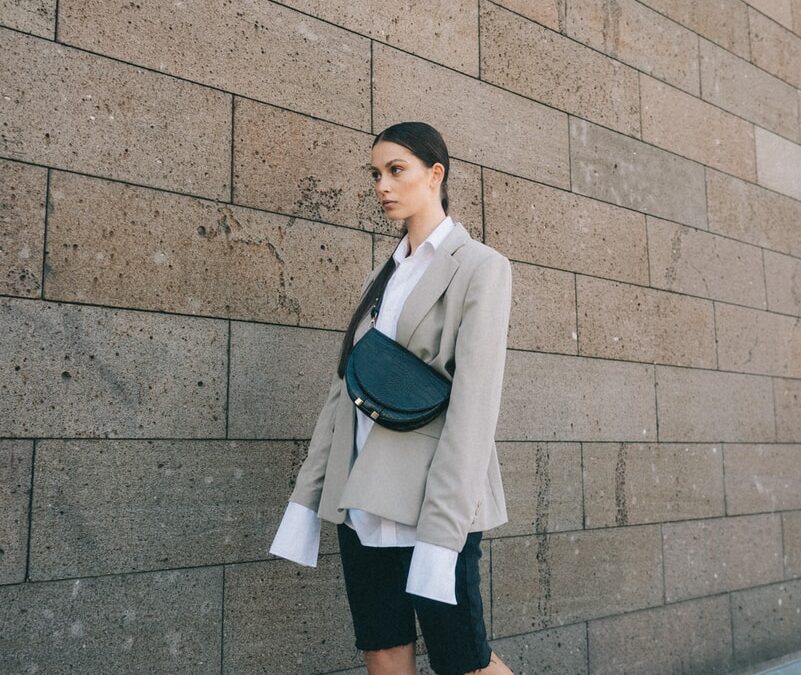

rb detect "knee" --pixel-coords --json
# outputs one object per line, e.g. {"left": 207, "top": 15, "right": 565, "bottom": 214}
{"left": 363, "top": 640, "right": 416, "bottom": 672}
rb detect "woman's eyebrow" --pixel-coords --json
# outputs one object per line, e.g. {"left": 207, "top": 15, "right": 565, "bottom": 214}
{"left": 368, "top": 159, "right": 407, "bottom": 170}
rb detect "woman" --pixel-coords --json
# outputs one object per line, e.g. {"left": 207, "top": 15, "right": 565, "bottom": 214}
{"left": 270, "top": 122, "right": 515, "bottom": 675}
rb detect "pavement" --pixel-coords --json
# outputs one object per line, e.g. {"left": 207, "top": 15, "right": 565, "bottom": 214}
{"left": 729, "top": 653, "right": 801, "bottom": 675}
{"left": 756, "top": 661, "right": 801, "bottom": 675}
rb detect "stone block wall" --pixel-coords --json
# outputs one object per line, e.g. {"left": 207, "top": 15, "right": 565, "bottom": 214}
{"left": 1, "top": 1, "right": 801, "bottom": 673}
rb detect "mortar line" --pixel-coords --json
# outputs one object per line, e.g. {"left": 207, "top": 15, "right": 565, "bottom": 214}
{"left": 8, "top": 6, "right": 799, "bottom": 166}
{"left": 220, "top": 565, "right": 226, "bottom": 674}
{"left": 660, "top": 522, "right": 667, "bottom": 604}
{"left": 480, "top": 166, "right": 486, "bottom": 243}
{"left": 585, "top": 620, "right": 590, "bottom": 674}
{"left": 5, "top": 150, "right": 801, "bottom": 265}
{"left": 229, "top": 96, "right": 236, "bottom": 204}
{"left": 24, "top": 439, "right": 37, "bottom": 582}
{"left": 225, "top": 319, "right": 232, "bottom": 439}
{"left": 580, "top": 441, "right": 586, "bottom": 529}
{"left": 728, "top": 591, "right": 737, "bottom": 665}
{"left": 41, "top": 167, "right": 51, "bottom": 300}
{"left": 369, "top": 40, "right": 374, "bottom": 133}
{"left": 477, "top": 0, "right": 482, "bottom": 80}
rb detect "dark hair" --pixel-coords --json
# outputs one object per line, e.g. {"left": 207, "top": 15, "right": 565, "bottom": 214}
{"left": 335, "top": 122, "right": 450, "bottom": 377}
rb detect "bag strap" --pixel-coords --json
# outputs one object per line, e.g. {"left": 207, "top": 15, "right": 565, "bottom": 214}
{"left": 369, "top": 260, "right": 396, "bottom": 326}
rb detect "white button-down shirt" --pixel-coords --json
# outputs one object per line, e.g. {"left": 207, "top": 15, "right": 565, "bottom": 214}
{"left": 269, "top": 215, "right": 460, "bottom": 604}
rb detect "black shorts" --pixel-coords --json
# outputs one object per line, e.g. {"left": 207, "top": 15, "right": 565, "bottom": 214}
{"left": 336, "top": 522, "right": 492, "bottom": 675}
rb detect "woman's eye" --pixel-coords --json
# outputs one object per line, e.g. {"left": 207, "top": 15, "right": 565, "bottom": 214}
{"left": 371, "top": 166, "right": 400, "bottom": 181}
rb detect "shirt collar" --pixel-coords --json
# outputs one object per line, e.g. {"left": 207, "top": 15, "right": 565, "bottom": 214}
{"left": 392, "top": 215, "right": 455, "bottom": 264}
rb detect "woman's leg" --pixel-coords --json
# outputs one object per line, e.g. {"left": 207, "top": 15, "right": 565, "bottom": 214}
{"left": 337, "top": 524, "right": 418, "bottom": 670}
{"left": 363, "top": 640, "right": 417, "bottom": 675}
{"left": 464, "top": 649, "right": 514, "bottom": 674}
{"left": 409, "top": 531, "right": 515, "bottom": 675}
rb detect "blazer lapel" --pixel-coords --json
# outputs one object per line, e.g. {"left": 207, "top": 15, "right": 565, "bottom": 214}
{"left": 395, "top": 220, "right": 470, "bottom": 347}
{"left": 353, "top": 220, "right": 472, "bottom": 347}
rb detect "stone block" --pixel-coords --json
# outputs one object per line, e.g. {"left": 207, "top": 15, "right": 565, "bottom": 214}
{"left": 0, "top": 158, "right": 45, "bottom": 297}
{"left": 46, "top": 170, "right": 371, "bottom": 328}
{"left": 495, "top": 441, "right": 583, "bottom": 537}
{"left": 588, "top": 595, "right": 733, "bottom": 675}
{"left": 654, "top": 365, "right": 774, "bottom": 442}
{"left": 749, "top": 9, "right": 801, "bottom": 88}
{"left": 373, "top": 43, "right": 570, "bottom": 189}
{"left": 491, "top": 526, "right": 663, "bottom": 635}
{"left": 775, "top": 378, "right": 801, "bottom": 442}
{"left": 491, "top": 623, "right": 588, "bottom": 674}
{"left": 576, "top": 274, "right": 717, "bottom": 367}
{"left": 484, "top": 168, "right": 649, "bottom": 285}
{"left": 0, "top": 298, "right": 227, "bottom": 437}
{"left": 731, "top": 578, "right": 801, "bottom": 668}
{"left": 59, "top": 0, "right": 370, "bottom": 129}
{"left": 481, "top": 1, "right": 640, "bottom": 136}
{"left": 0, "top": 27, "right": 230, "bottom": 199}
{"left": 663, "top": 514, "right": 784, "bottom": 602}
{"left": 795, "top": 0, "right": 801, "bottom": 34}
{"left": 641, "top": 73, "right": 756, "bottom": 182}
{"left": 225, "top": 554, "right": 373, "bottom": 673}
{"left": 783, "top": 511, "right": 801, "bottom": 578}
{"left": 724, "top": 444, "right": 801, "bottom": 514}
{"left": 716, "top": 303, "right": 801, "bottom": 377}
{"left": 233, "top": 100, "right": 376, "bottom": 230}
{"left": 0, "top": 440, "right": 32, "bottom": 585}
{"left": 747, "top": 0, "right": 795, "bottom": 29}
{"left": 755, "top": 126, "right": 801, "bottom": 201}
{"left": 280, "top": 0, "right": 479, "bottom": 76}
{"left": 570, "top": 117, "right": 707, "bottom": 228}
{"left": 566, "top": 0, "right": 701, "bottom": 96}
{"left": 0, "top": 0, "right": 55, "bottom": 36}
{"left": 706, "top": 167, "right": 801, "bottom": 258}
{"left": 228, "top": 322, "right": 343, "bottom": 439}
{"left": 700, "top": 37, "right": 800, "bottom": 142}
{"left": 765, "top": 249, "right": 801, "bottom": 316}
{"left": 499, "top": 350, "right": 656, "bottom": 442}
{"left": 28, "top": 439, "right": 311, "bottom": 580}
{"left": 584, "top": 442, "right": 725, "bottom": 528}
{"left": 637, "top": 0, "right": 750, "bottom": 59}
{"left": 491, "top": 0, "right": 561, "bottom": 30}
{"left": 505, "top": 261, "right": 577, "bottom": 354}
{"left": 648, "top": 215, "right": 767, "bottom": 309}
{"left": 0, "top": 566, "right": 222, "bottom": 674}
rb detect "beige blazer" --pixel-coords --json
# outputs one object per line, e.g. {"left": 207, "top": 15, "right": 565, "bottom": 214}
{"left": 288, "top": 219, "right": 512, "bottom": 552}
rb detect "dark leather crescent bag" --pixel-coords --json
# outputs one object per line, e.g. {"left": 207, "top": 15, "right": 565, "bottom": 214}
{"left": 345, "top": 278, "right": 451, "bottom": 431}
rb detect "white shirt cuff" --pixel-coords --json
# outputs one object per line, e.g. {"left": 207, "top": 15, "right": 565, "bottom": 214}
{"left": 405, "top": 540, "right": 459, "bottom": 605}
{"left": 268, "top": 501, "right": 321, "bottom": 567}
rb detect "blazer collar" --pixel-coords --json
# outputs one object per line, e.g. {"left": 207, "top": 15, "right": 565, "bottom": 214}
{"left": 355, "top": 219, "right": 472, "bottom": 348}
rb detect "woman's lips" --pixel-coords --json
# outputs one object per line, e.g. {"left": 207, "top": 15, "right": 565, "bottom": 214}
{"left": 382, "top": 201, "right": 397, "bottom": 208}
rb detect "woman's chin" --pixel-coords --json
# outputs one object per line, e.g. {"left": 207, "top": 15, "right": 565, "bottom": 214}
{"left": 384, "top": 211, "right": 406, "bottom": 222}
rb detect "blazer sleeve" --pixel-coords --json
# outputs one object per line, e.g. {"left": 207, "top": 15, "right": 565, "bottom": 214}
{"left": 414, "top": 252, "right": 513, "bottom": 552}
{"left": 288, "top": 367, "right": 343, "bottom": 512}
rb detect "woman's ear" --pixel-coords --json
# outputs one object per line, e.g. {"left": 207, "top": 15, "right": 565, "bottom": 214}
{"left": 429, "top": 162, "right": 445, "bottom": 191}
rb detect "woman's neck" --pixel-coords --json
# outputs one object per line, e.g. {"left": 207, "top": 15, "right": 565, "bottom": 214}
{"left": 404, "top": 208, "right": 447, "bottom": 256}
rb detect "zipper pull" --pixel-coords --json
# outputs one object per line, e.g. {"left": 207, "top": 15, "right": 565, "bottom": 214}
{"left": 369, "top": 302, "right": 377, "bottom": 327}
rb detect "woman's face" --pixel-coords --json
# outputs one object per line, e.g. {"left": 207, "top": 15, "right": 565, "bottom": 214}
{"left": 370, "top": 140, "right": 442, "bottom": 221}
